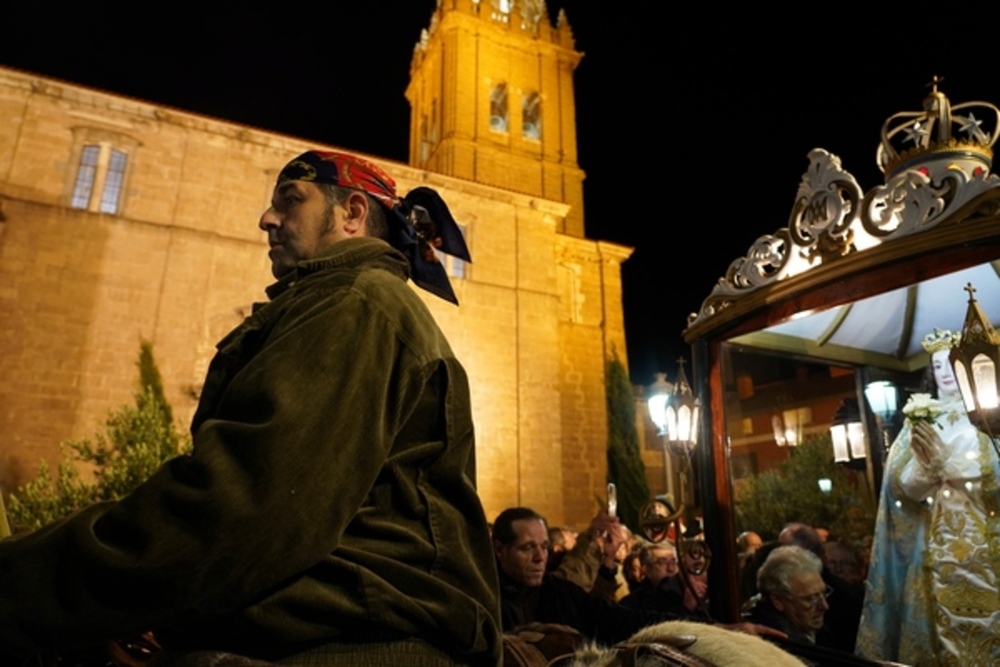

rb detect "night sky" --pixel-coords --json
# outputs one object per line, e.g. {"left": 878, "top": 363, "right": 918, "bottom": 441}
{"left": 2, "top": 2, "right": 997, "bottom": 385}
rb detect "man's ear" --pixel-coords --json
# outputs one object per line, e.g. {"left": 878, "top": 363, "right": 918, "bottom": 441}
{"left": 493, "top": 540, "right": 505, "bottom": 562}
{"left": 342, "top": 191, "right": 370, "bottom": 236}
{"left": 769, "top": 591, "right": 787, "bottom": 612}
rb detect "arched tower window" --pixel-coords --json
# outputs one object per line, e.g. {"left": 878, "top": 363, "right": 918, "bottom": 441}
{"left": 490, "top": 83, "right": 509, "bottom": 132}
{"left": 522, "top": 92, "right": 541, "bottom": 140}
{"left": 520, "top": 0, "right": 543, "bottom": 31}
{"left": 490, "top": 0, "right": 511, "bottom": 23}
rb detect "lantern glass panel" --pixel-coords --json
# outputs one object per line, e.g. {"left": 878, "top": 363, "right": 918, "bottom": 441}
{"left": 648, "top": 393, "right": 668, "bottom": 433}
{"left": 847, "top": 422, "right": 867, "bottom": 459}
{"left": 864, "top": 381, "right": 898, "bottom": 416}
{"left": 666, "top": 405, "right": 678, "bottom": 441}
{"left": 830, "top": 425, "right": 850, "bottom": 462}
{"left": 955, "top": 359, "right": 976, "bottom": 413}
{"left": 972, "top": 354, "right": 998, "bottom": 409}
{"left": 677, "top": 404, "right": 693, "bottom": 442}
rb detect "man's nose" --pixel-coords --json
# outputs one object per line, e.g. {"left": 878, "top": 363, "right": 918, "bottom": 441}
{"left": 259, "top": 207, "right": 279, "bottom": 231}
{"left": 532, "top": 546, "right": 546, "bottom": 561}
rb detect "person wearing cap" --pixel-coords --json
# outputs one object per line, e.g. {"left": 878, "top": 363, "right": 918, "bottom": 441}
{"left": 0, "top": 151, "right": 501, "bottom": 666}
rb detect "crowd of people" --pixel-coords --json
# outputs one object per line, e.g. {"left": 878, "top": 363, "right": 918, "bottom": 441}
{"left": 494, "top": 504, "right": 869, "bottom": 663}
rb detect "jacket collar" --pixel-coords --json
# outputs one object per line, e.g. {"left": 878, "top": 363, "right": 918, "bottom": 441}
{"left": 264, "top": 237, "right": 410, "bottom": 300}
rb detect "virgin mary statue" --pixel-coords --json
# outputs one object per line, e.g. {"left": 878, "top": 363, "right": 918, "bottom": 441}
{"left": 856, "top": 330, "right": 1000, "bottom": 665}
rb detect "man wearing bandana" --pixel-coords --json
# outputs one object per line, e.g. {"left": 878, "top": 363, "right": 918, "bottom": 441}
{"left": 0, "top": 151, "right": 502, "bottom": 666}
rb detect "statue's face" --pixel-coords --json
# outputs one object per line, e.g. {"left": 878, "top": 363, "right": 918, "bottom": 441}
{"left": 932, "top": 349, "right": 958, "bottom": 396}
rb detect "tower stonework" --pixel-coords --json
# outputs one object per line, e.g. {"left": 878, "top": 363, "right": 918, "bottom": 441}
{"left": 406, "top": 0, "right": 586, "bottom": 238}
{"left": 0, "top": 6, "right": 629, "bottom": 528}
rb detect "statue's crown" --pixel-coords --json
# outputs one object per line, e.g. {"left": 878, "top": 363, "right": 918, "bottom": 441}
{"left": 922, "top": 328, "right": 961, "bottom": 353}
{"left": 877, "top": 77, "right": 1000, "bottom": 179}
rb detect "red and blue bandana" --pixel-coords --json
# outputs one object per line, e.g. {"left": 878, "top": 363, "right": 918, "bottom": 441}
{"left": 277, "top": 150, "right": 471, "bottom": 305}
{"left": 278, "top": 151, "right": 399, "bottom": 210}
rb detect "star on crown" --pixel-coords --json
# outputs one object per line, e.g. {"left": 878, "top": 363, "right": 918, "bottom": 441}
{"left": 877, "top": 76, "right": 1000, "bottom": 179}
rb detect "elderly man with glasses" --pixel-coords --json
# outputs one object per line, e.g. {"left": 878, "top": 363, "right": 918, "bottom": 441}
{"left": 745, "top": 545, "right": 836, "bottom": 649}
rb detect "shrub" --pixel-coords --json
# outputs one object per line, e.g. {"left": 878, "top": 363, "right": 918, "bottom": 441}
{"left": 734, "top": 434, "right": 875, "bottom": 544}
{"left": 6, "top": 341, "right": 191, "bottom": 533}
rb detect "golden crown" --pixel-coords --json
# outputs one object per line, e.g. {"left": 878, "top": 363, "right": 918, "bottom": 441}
{"left": 922, "top": 328, "right": 961, "bottom": 353}
{"left": 877, "top": 77, "right": 999, "bottom": 179}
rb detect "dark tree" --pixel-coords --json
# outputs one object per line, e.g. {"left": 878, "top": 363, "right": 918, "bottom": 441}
{"left": 605, "top": 354, "right": 650, "bottom": 531}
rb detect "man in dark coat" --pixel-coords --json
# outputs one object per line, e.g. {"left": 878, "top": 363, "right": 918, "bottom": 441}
{"left": 620, "top": 542, "right": 688, "bottom": 618}
{"left": 778, "top": 523, "right": 862, "bottom": 651}
{"left": 745, "top": 545, "right": 837, "bottom": 648}
{"left": 494, "top": 507, "right": 668, "bottom": 646}
{"left": 0, "top": 151, "right": 501, "bottom": 666}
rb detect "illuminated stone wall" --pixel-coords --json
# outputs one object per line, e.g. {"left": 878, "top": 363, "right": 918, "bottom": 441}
{"left": 0, "top": 53, "right": 628, "bottom": 528}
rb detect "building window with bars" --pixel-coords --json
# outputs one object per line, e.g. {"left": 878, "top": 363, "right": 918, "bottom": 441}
{"left": 70, "top": 143, "right": 129, "bottom": 214}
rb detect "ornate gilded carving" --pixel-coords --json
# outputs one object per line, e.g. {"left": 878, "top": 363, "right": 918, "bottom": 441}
{"left": 687, "top": 86, "right": 1000, "bottom": 332}
{"left": 860, "top": 167, "right": 998, "bottom": 240}
{"left": 788, "top": 148, "right": 862, "bottom": 262}
{"left": 690, "top": 149, "right": 860, "bottom": 325}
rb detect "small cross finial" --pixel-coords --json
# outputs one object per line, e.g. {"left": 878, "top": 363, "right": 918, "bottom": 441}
{"left": 927, "top": 75, "right": 945, "bottom": 94}
{"left": 964, "top": 282, "right": 977, "bottom": 301}
{"left": 674, "top": 357, "right": 692, "bottom": 395}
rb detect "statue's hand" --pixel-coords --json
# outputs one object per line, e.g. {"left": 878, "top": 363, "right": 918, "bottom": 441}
{"left": 911, "top": 421, "right": 945, "bottom": 469}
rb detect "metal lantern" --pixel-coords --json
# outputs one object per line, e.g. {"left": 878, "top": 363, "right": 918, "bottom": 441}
{"left": 951, "top": 283, "right": 1000, "bottom": 438}
{"left": 647, "top": 360, "right": 702, "bottom": 527}
{"left": 829, "top": 398, "right": 867, "bottom": 463}
{"left": 863, "top": 381, "right": 898, "bottom": 420}
{"left": 649, "top": 361, "right": 700, "bottom": 456}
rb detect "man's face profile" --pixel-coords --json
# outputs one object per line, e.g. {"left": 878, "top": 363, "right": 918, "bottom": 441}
{"left": 495, "top": 518, "right": 548, "bottom": 588}
{"left": 258, "top": 180, "right": 357, "bottom": 278}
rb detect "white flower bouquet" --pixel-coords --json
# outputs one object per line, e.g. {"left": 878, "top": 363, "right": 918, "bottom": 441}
{"left": 902, "top": 393, "right": 943, "bottom": 426}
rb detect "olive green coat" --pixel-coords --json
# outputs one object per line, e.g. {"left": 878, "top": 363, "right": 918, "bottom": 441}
{"left": 0, "top": 238, "right": 501, "bottom": 666}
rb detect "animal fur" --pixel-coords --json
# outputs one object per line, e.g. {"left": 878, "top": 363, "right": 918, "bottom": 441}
{"left": 562, "top": 620, "right": 807, "bottom": 667}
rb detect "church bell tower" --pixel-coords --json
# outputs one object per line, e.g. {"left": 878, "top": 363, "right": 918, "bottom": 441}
{"left": 406, "top": 0, "right": 586, "bottom": 237}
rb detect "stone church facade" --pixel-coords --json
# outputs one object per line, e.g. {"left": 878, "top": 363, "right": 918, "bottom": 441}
{"left": 0, "top": 1, "right": 630, "bottom": 526}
